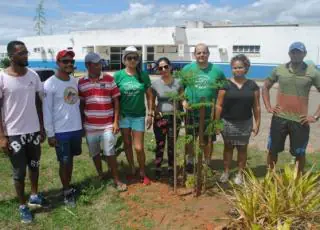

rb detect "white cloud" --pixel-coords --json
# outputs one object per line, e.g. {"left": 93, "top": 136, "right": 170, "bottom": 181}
{"left": 1, "top": 0, "right": 320, "bottom": 44}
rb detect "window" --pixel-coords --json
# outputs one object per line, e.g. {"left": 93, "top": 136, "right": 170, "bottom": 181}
{"left": 164, "top": 46, "right": 178, "bottom": 53}
{"left": 233, "top": 45, "right": 260, "bottom": 54}
{"left": 33, "top": 47, "right": 41, "bottom": 53}
{"left": 147, "top": 46, "right": 154, "bottom": 53}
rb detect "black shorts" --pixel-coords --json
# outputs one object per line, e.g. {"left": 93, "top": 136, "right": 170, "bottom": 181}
{"left": 8, "top": 132, "right": 41, "bottom": 181}
{"left": 267, "top": 116, "right": 309, "bottom": 156}
{"left": 185, "top": 113, "right": 216, "bottom": 143}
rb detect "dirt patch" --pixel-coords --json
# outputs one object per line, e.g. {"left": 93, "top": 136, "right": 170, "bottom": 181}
{"left": 120, "top": 180, "right": 231, "bottom": 230}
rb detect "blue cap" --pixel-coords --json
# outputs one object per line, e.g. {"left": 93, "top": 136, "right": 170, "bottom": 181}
{"left": 289, "top": 42, "right": 307, "bottom": 53}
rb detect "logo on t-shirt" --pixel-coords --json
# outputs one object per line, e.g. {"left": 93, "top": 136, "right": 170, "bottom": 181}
{"left": 195, "top": 75, "right": 210, "bottom": 89}
{"left": 64, "top": 87, "right": 79, "bottom": 104}
{"left": 123, "top": 81, "right": 142, "bottom": 96}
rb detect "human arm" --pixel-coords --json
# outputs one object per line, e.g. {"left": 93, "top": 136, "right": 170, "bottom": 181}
{"left": 262, "top": 69, "right": 280, "bottom": 114}
{"left": 146, "top": 87, "right": 154, "bottom": 129}
{"left": 300, "top": 70, "right": 320, "bottom": 125}
{"left": 112, "top": 96, "right": 120, "bottom": 134}
{"left": 214, "top": 89, "right": 226, "bottom": 134}
{"left": 42, "top": 83, "right": 56, "bottom": 147}
{"left": 252, "top": 89, "right": 261, "bottom": 136}
{"left": 0, "top": 98, "right": 9, "bottom": 154}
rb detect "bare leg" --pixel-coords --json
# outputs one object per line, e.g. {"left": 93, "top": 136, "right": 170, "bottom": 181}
{"left": 107, "top": 155, "right": 120, "bottom": 183}
{"left": 29, "top": 168, "right": 39, "bottom": 195}
{"left": 267, "top": 151, "right": 278, "bottom": 170}
{"left": 121, "top": 128, "right": 135, "bottom": 174}
{"left": 92, "top": 154, "right": 104, "bottom": 178}
{"left": 59, "top": 161, "right": 73, "bottom": 190}
{"left": 14, "top": 180, "right": 26, "bottom": 205}
{"left": 236, "top": 145, "right": 248, "bottom": 173}
{"left": 223, "top": 143, "right": 234, "bottom": 174}
{"left": 295, "top": 155, "right": 305, "bottom": 176}
{"left": 132, "top": 131, "right": 146, "bottom": 177}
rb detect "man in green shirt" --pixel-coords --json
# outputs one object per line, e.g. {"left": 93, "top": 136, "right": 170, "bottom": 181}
{"left": 262, "top": 42, "right": 320, "bottom": 175}
{"left": 182, "top": 43, "right": 226, "bottom": 172}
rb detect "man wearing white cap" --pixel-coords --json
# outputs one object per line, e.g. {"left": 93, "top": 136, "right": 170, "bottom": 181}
{"left": 262, "top": 42, "right": 320, "bottom": 174}
{"left": 78, "top": 52, "right": 127, "bottom": 191}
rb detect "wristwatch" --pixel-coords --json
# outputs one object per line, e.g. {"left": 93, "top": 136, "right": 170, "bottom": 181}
{"left": 314, "top": 115, "right": 319, "bottom": 121}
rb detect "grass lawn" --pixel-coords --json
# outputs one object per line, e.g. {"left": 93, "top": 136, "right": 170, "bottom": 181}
{"left": 0, "top": 132, "right": 319, "bottom": 229}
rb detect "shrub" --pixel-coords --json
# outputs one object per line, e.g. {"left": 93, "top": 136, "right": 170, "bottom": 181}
{"left": 223, "top": 166, "right": 320, "bottom": 229}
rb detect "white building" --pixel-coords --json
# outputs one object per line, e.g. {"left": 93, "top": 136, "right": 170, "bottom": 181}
{"left": 16, "top": 21, "right": 320, "bottom": 79}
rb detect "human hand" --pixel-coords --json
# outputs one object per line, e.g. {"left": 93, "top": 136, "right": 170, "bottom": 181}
{"left": 146, "top": 116, "right": 153, "bottom": 130}
{"left": 267, "top": 105, "right": 281, "bottom": 114}
{"left": 48, "top": 137, "right": 57, "bottom": 147}
{"left": 0, "top": 136, "right": 10, "bottom": 155}
{"left": 113, "top": 122, "right": 120, "bottom": 134}
{"left": 300, "top": 115, "right": 316, "bottom": 126}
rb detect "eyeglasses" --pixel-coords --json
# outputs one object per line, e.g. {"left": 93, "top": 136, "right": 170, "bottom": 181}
{"left": 126, "top": 56, "right": 138, "bottom": 61}
{"left": 14, "top": 50, "right": 30, "bottom": 57}
{"left": 60, "top": 59, "right": 75, "bottom": 65}
{"left": 158, "top": 65, "right": 169, "bottom": 71}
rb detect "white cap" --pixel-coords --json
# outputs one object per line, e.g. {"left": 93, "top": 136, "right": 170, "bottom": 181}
{"left": 122, "top": 46, "right": 140, "bottom": 64}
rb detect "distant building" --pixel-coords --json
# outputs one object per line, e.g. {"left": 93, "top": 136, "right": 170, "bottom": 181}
{"left": 16, "top": 21, "right": 320, "bottom": 79}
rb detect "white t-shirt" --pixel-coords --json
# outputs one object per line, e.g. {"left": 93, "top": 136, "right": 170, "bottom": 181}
{"left": 43, "top": 75, "right": 82, "bottom": 137}
{"left": 0, "top": 68, "right": 43, "bottom": 136}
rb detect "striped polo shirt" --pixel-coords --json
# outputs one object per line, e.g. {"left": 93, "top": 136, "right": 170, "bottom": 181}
{"left": 78, "top": 74, "right": 120, "bottom": 132}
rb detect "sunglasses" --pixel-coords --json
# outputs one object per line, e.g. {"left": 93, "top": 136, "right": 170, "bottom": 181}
{"left": 158, "top": 65, "right": 169, "bottom": 71}
{"left": 60, "top": 59, "right": 75, "bottom": 65}
{"left": 126, "top": 56, "right": 138, "bottom": 61}
{"left": 14, "top": 50, "right": 30, "bottom": 57}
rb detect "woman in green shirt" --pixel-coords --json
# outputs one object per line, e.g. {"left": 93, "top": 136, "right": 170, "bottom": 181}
{"left": 114, "top": 46, "right": 153, "bottom": 185}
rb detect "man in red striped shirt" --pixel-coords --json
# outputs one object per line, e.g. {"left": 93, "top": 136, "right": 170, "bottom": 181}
{"left": 79, "top": 52, "right": 126, "bottom": 191}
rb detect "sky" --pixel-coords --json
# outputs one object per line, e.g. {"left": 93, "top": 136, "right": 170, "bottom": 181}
{"left": 0, "top": 0, "right": 320, "bottom": 44}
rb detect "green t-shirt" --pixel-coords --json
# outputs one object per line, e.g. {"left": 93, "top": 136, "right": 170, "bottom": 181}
{"left": 114, "top": 69, "right": 151, "bottom": 117}
{"left": 181, "top": 62, "right": 226, "bottom": 117}
{"left": 267, "top": 62, "right": 320, "bottom": 122}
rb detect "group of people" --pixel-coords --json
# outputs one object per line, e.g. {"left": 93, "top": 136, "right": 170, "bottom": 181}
{"left": 0, "top": 40, "right": 319, "bottom": 224}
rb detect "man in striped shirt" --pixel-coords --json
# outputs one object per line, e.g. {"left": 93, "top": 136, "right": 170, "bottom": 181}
{"left": 78, "top": 52, "right": 126, "bottom": 191}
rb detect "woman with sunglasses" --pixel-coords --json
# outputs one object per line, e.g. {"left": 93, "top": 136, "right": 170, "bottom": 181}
{"left": 215, "top": 54, "right": 261, "bottom": 185}
{"left": 114, "top": 46, "right": 153, "bottom": 185}
{"left": 151, "top": 57, "right": 183, "bottom": 182}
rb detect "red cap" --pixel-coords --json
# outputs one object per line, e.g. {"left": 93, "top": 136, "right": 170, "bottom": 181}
{"left": 56, "top": 50, "right": 75, "bottom": 61}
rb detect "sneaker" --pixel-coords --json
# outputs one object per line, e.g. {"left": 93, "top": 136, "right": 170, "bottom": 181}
{"left": 28, "top": 193, "right": 49, "bottom": 208}
{"left": 234, "top": 173, "right": 243, "bottom": 185}
{"left": 186, "top": 163, "right": 194, "bottom": 174}
{"left": 141, "top": 175, "right": 151, "bottom": 185}
{"left": 64, "top": 190, "right": 76, "bottom": 208}
{"left": 19, "top": 206, "right": 32, "bottom": 224}
{"left": 219, "top": 172, "right": 229, "bottom": 183}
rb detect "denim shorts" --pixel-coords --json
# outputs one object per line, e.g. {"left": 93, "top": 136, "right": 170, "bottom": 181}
{"left": 119, "top": 116, "right": 145, "bottom": 132}
{"left": 55, "top": 130, "right": 82, "bottom": 164}
{"left": 86, "top": 130, "right": 116, "bottom": 157}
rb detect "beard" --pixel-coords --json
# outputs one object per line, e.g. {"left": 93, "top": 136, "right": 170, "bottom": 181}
{"left": 15, "top": 60, "right": 28, "bottom": 67}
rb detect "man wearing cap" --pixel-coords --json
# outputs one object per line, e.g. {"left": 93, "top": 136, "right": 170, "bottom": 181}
{"left": 43, "top": 49, "right": 82, "bottom": 207}
{"left": 78, "top": 52, "right": 127, "bottom": 191}
{"left": 262, "top": 42, "right": 320, "bottom": 174}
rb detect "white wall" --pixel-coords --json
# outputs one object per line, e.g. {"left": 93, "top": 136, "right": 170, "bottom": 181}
{"left": 185, "top": 26, "right": 320, "bottom": 64}
{"left": 18, "top": 25, "right": 320, "bottom": 65}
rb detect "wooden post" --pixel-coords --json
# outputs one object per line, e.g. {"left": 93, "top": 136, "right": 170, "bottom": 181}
{"left": 196, "top": 97, "right": 206, "bottom": 197}
{"left": 173, "top": 99, "right": 177, "bottom": 193}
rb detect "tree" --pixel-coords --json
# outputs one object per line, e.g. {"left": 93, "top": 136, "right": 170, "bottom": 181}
{"left": 0, "top": 57, "right": 10, "bottom": 68}
{"left": 34, "top": 0, "right": 46, "bottom": 35}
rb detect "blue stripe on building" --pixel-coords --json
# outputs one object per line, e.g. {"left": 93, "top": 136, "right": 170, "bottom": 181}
{"left": 28, "top": 60, "right": 319, "bottom": 80}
